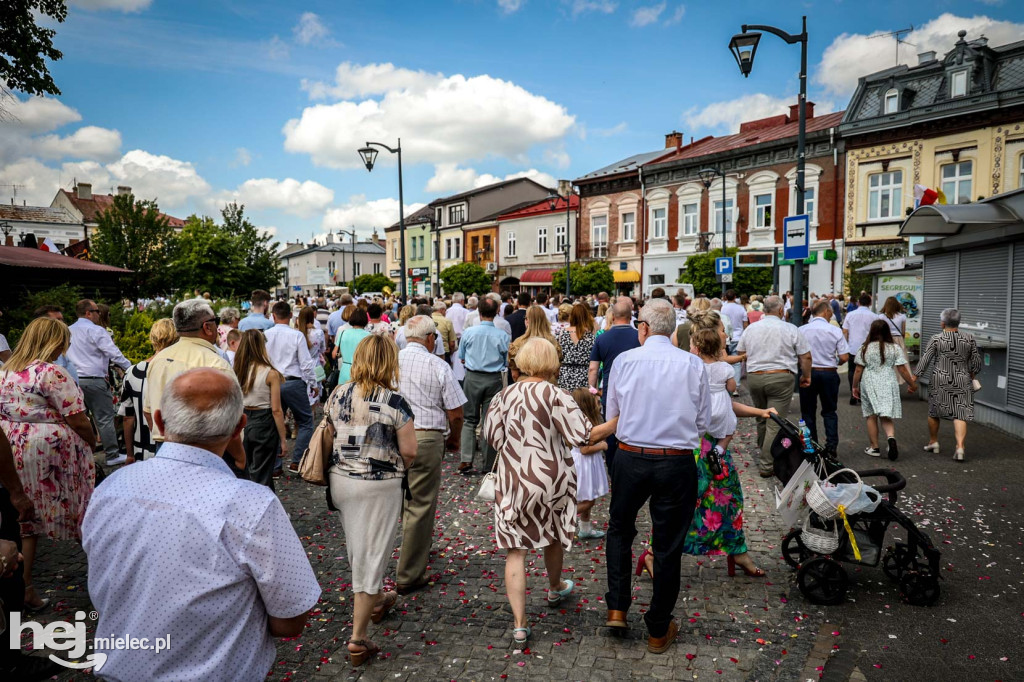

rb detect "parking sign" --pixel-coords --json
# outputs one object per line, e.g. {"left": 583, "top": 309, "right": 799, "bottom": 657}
{"left": 715, "top": 257, "right": 734, "bottom": 275}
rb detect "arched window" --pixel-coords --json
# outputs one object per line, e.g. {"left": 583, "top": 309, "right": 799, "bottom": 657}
{"left": 884, "top": 88, "right": 899, "bottom": 114}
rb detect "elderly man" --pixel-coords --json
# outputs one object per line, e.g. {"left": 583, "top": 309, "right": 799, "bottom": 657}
{"left": 83, "top": 369, "right": 321, "bottom": 681}
{"left": 457, "top": 298, "right": 509, "bottom": 474}
{"left": 432, "top": 300, "right": 457, "bottom": 361}
{"left": 592, "top": 298, "right": 709, "bottom": 654}
{"left": 238, "top": 289, "right": 275, "bottom": 331}
{"left": 265, "top": 301, "right": 318, "bottom": 471}
{"left": 396, "top": 316, "right": 466, "bottom": 594}
{"left": 446, "top": 292, "right": 469, "bottom": 340}
{"left": 842, "top": 292, "right": 876, "bottom": 405}
{"left": 737, "top": 295, "right": 812, "bottom": 477}
{"left": 798, "top": 300, "right": 850, "bottom": 457}
{"left": 327, "top": 293, "right": 355, "bottom": 338}
{"left": 465, "top": 293, "right": 512, "bottom": 335}
{"left": 69, "top": 299, "right": 132, "bottom": 466}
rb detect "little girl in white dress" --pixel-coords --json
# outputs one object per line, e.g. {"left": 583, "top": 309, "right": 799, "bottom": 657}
{"left": 570, "top": 387, "right": 609, "bottom": 540}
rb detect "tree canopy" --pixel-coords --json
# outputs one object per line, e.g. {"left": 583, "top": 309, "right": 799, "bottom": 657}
{"left": 350, "top": 273, "right": 395, "bottom": 295}
{"left": 552, "top": 261, "right": 615, "bottom": 296}
{"left": 92, "top": 193, "right": 178, "bottom": 299}
{"left": 1, "top": 0, "right": 66, "bottom": 99}
{"left": 220, "top": 202, "right": 283, "bottom": 295}
{"left": 677, "top": 247, "right": 773, "bottom": 297}
{"left": 440, "top": 262, "right": 492, "bottom": 296}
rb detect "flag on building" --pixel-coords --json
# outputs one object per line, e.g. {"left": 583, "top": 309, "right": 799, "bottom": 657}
{"left": 38, "top": 237, "right": 59, "bottom": 252}
{"left": 914, "top": 184, "right": 938, "bottom": 208}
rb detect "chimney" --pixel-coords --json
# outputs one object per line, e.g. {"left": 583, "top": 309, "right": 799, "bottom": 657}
{"left": 789, "top": 102, "right": 815, "bottom": 122}
{"left": 116, "top": 185, "right": 131, "bottom": 196}
{"left": 665, "top": 130, "right": 683, "bottom": 149}
{"left": 4, "top": 235, "right": 13, "bottom": 247}
{"left": 917, "top": 51, "right": 936, "bottom": 65}
{"left": 76, "top": 183, "right": 92, "bottom": 200}
{"left": 557, "top": 179, "right": 572, "bottom": 198}
{"left": 326, "top": 232, "right": 334, "bottom": 244}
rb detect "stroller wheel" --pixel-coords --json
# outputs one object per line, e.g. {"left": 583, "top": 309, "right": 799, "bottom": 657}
{"left": 900, "top": 572, "right": 940, "bottom": 606}
{"left": 782, "top": 529, "right": 813, "bottom": 569}
{"left": 797, "top": 557, "right": 849, "bottom": 605}
{"left": 882, "top": 545, "right": 906, "bottom": 581}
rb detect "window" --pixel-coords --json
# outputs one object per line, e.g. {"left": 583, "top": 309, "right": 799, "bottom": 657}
{"left": 884, "top": 88, "right": 899, "bottom": 114}
{"left": 591, "top": 215, "right": 608, "bottom": 245}
{"left": 470, "top": 236, "right": 480, "bottom": 260}
{"left": 373, "top": 262, "right": 381, "bottom": 275}
{"left": 681, "top": 203, "right": 698, "bottom": 236}
{"left": 941, "top": 161, "right": 972, "bottom": 204}
{"left": 651, "top": 207, "right": 667, "bottom": 239}
{"left": 621, "top": 211, "right": 636, "bottom": 241}
{"left": 448, "top": 204, "right": 465, "bottom": 225}
{"left": 649, "top": 274, "right": 665, "bottom": 285}
{"left": 482, "top": 235, "right": 492, "bottom": 259}
{"left": 327, "top": 260, "right": 335, "bottom": 273}
{"left": 951, "top": 70, "right": 968, "bottom": 98}
{"left": 444, "top": 238, "right": 452, "bottom": 260}
{"left": 354, "top": 261, "right": 361, "bottom": 277}
{"left": 713, "top": 199, "right": 734, "bottom": 232}
{"left": 418, "top": 235, "right": 426, "bottom": 260}
{"left": 435, "top": 207, "right": 442, "bottom": 226}
{"left": 803, "top": 186, "right": 816, "bottom": 224}
{"left": 537, "top": 227, "right": 548, "bottom": 254}
{"left": 753, "top": 193, "right": 773, "bottom": 228}
{"left": 555, "top": 223, "right": 567, "bottom": 252}
{"left": 868, "top": 170, "right": 903, "bottom": 220}
{"left": 1020, "top": 154, "right": 1024, "bottom": 189}
{"left": 506, "top": 230, "right": 517, "bottom": 257}
{"left": 433, "top": 238, "right": 439, "bottom": 261}
{"left": 454, "top": 237, "right": 461, "bottom": 260}
{"left": 392, "top": 239, "right": 399, "bottom": 260}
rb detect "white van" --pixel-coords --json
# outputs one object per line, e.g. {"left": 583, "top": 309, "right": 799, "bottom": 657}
{"left": 644, "top": 283, "right": 695, "bottom": 300}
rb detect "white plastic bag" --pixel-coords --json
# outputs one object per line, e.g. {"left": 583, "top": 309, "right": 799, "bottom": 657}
{"left": 821, "top": 482, "right": 882, "bottom": 515}
{"left": 774, "top": 459, "right": 818, "bottom": 528}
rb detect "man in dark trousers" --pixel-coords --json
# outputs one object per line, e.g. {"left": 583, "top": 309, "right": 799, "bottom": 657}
{"left": 588, "top": 297, "right": 640, "bottom": 471}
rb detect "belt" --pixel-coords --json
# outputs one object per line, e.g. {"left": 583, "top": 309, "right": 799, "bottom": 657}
{"left": 618, "top": 443, "right": 689, "bottom": 456}
{"left": 284, "top": 375, "right": 303, "bottom": 382}
{"left": 415, "top": 428, "right": 445, "bottom": 433}
{"left": 80, "top": 375, "right": 106, "bottom": 380}
{"left": 812, "top": 367, "right": 838, "bottom": 372}
{"left": 466, "top": 369, "right": 502, "bottom": 375}
{"left": 750, "top": 369, "right": 791, "bottom": 375}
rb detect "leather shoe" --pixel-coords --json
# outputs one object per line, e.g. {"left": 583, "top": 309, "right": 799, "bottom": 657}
{"left": 605, "top": 609, "right": 628, "bottom": 629}
{"left": 396, "top": 577, "right": 430, "bottom": 595}
{"left": 759, "top": 470, "right": 775, "bottom": 479}
{"left": 647, "top": 619, "right": 679, "bottom": 654}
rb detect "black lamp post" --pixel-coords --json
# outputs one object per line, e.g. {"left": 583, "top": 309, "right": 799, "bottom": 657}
{"left": 730, "top": 16, "right": 808, "bottom": 325}
{"left": 548, "top": 188, "right": 573, "bottom": 298}
{"left": 358, "top": 140, "right": 406, "bottom": 302}
{"left": 698, "top": 167, "right": 728, "bottom": 297}
{"left": 336, "top": 228, "right": 356, "bottom": 288}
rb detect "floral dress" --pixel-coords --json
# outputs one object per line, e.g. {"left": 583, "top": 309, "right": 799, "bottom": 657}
{"left": 856, "top": 341, "right": 908, "bottom": 419}
{"left": 0, "top": 361, "right": 95, "bottom": 539}
{"left": 554, "top": 328, "right": 595, "bottom": 391}
{"left": 683, "top": 436, "right": 747, "bottom": 556}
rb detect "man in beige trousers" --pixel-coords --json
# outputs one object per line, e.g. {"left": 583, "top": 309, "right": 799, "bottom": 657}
{"left": 396, "top": 316, "right": 466, "bottom": 594}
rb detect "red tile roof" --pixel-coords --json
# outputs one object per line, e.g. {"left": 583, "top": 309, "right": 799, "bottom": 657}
{"left": 651, "top": 111, "right": 846, "bottom": 165}
{"left": 59, "top": 189, "right": 186, "bottom": 228}
{"left": 497, "top": 194, "right": 579, "bottom": 221}
{"left": 0, "top": 245, "right": 130, "bottom": 272}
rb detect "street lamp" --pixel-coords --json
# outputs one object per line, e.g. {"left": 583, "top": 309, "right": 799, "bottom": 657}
{"left": 336, "top": 228, "right": 357, "bottom": 289}
{"left": 358, "top": 140, "right": 406, "bottom": 301}
{"left": 729, "top": 16, "right": 808, "bottom": 325}
{"left": 548, "top": 188, "right": 573, "bottom": 298}
{"left": 698, "top": 167, "right": 728, "bottom": 298}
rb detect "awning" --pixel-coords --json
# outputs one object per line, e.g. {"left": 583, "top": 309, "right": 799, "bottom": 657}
{"left": 899, "top": 203, "right": 1021, "bottom": 237}
{"left": 520, "top": 268, "right": 558, "bottom": 284}
{"left": 613, "top": 269, "right": 640, "bottom": 283}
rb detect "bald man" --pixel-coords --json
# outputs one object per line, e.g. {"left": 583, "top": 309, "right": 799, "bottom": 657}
{"left": 83, "top": 369, "right": 322, "bottom": 681}
{"left": 588, "top": 296, "right": 640, "bottom": 471}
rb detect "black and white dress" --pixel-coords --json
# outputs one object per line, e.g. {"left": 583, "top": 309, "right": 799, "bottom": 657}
{"left": 554, "top": 328, "right": 595, "bottom": 391}
{"left": 118, "top": 360, "right": 156, "bottom": 460}
{"left": 914, "top": 330, "right": 983, "bottom": 421}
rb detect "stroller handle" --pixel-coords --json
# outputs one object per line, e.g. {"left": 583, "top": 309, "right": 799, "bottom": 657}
{"left": 769, "top": 412, "right": 799, "bottom": 433}
{"left": 853, "top": 467, "right": 906, "bottom": 503}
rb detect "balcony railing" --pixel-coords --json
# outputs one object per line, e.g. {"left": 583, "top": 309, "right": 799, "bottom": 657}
{"left": 580, "top": 244, "right": 608, "bottom": 260}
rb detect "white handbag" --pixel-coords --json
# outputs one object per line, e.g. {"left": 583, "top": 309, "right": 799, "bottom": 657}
{"left": 475, "top": 457, "right": 500, "bottom": 502}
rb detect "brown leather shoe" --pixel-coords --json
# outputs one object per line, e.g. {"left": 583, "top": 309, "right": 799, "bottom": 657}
{"left": 396, "top": 577, "right": 430, "bottom": 595}
{"left": 647, "top": 619, "right": 679, "bottom": 654}
{"left": 605, "top": 609, "right": 628, "bottom": 629}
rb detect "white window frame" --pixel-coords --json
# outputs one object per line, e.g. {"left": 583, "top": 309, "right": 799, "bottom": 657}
{"left": 392, "top": 239, "right": 399, "bottom": 260}
{"left": 537, "top": 227, "right": 548, "bottom": 255}
{"left": 354, "top": 261, "right": 361, "bottom": 277}
{"left": 373, "top": 262, "right": 381, "bottom": 275}
{"left": 674, "top": 184, "right": 702, "bottom": 239}
{"left": 448, "top": 203, "right": 466, "bottom": 225}
{"left": 753, "top": 193, "right": 773, "bottom": 228}
{"left": 951, "top": 70, "right": 968, "bottom": 98}
{"left": 652, "top": 207, "right": 667, "bottom": 239}
{"left": 884, "top": 88, "right": 899, "bottom": 114}
{"left": 786, "top": 165, "right": 820, "bottom": 227}
{"left": 506, "top": 229, "right": 517, "bottom": 258}
{"left": 455, "top": 237, "right": 461, "bottom": 260}
{"left": 621, "top": 211, "right": 636, "bottom": 242}
{"left": 868, "top": 170, "right": 904, "bottom": 220}
{"left": 941, "top": 160, "right": 973, "bottom": 205}
{"left": 712, "top": 198, "right": 734, "bottom": 233}
{"left": 444, "top": 238, "right": 452, "bottom": 260}
{"left": 681, "top": 203, "right": 698, "bottom": 236}
{"left": 555, "top": 223, "right": 567, "bottom": 252}
{"left": 1019, "top": 153, "right": 1024, "bottom": 190}
{"left": 591, "top": 214, "right": 608, "bottom": 246}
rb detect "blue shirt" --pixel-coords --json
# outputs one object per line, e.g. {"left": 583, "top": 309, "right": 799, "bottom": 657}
{"left": 458, "top": 321, "right": 509, "bottom": 373}
{"left": 238, "top": 312, "right": 274, "bottom": 331}
{"left": 589, "top": 323, "right": 640, "bottom": 391}
{"left": 55, "top": 353, "right": 79, "bottom": 384}
{"left": 327, "top": 309, "right": 345, "bottom": 337}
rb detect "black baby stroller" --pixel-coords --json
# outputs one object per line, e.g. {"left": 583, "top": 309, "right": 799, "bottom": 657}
{"left": 770, "top": 414, "right": 942, "bottom": 606}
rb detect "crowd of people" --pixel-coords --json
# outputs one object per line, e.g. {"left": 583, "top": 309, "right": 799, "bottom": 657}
{"left": 0, "top": 283, "right": 985, "bottom": 678}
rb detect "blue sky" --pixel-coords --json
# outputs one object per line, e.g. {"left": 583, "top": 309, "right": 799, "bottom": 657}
{"left": 2, "top": 0, "right": 1023, "bottom": 245}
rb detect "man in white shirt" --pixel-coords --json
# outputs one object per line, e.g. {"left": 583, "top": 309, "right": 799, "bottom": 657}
{"left": 737, "top": 295, "right": 812, "bottom": 477}
{"left": 720, "top": 290, "right": 748, "bottom": 391}
{"left": 672, "top": 292, "right": 688, "bottom": 326}
{"left": 68, "top": 299, "right": 132, "bottom": 466}
{"left": 464, "top": 293, "right": 512, "bottom": 335}
{"left": 83, "top": 369, "right": 321, "bottom": 682}
{"left": 798, "top": 300, "right": 850, "bottom": 456}
{"left": 264, "top": 301, "right": 318, "bottom": 471}
{"left": 591, "top": 299, "right": 708, "bottom": 654}
{"left": 537, "top": 292, "right": 559, "bottom": 326}
{"left": 445, "top": 292, "right": 469, "bottom": 340}
{"left": 842, "top": 292, "right": 877, "bottom": 405}
{"left": 396, "top": 316, "right": 466, "bottom": 594}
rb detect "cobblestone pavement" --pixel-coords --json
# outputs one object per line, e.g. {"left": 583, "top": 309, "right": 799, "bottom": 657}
{"left": 25, "top": 413, "right": 842, "bottom": 682}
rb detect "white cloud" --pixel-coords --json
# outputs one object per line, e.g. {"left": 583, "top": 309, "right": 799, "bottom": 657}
{"left": 569, "top": 0, "right": 617, "bottom": 17}
{"left": 285, "top": 63, "right": 575, "bottom": 169}
{"left": 592, "top": 122, "right": 628, "bottom": 137}
{"left": 665, "top": 5, "right": 685, "bottom": 25}
{"left": 266, "top": 35, "right": 290, "bottom": 60}
{"left": 425, "top": 164, "right": 556, "bottom": 194}
{"left": 211, "top": 178, "right": 334, "bottom": 218}
{"left": 293, "top": 12, "right": 331, "bottom": 46}
{"left": 630, "top": 3, "right": 665, "bottom": 27}
{"left": 0, "top": 96, "right": 121, "bottom": 164}
{"left": 69, "top": 0, "right": 152, "bottom": 11}
{"left": 683, "top": 93, "right": 793, "bottom": 135}
{"left": 544, "top": 146, "right": 571, "bottom": 169}
{"left": 34, "top": 126, "right": 123, "bottom": 161}
{"left": 106, "top": 150, "right": 211, "bottom": 207}
{"left": 232, "top": 147, "right": 252, "bottom": 167}
{"left": 321, "top": 194, "right": 426, "bottom": 236}
{"left": 498, "top": 0, "right": 524, "bottom": 13}
{"left": 815, "top": 13, "right": 1024, "bottom": 98}
{"left": 2, "top": 96, "right": 81, "bottom": 134}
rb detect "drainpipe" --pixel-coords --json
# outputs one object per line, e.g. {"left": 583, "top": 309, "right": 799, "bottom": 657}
{"left": 639, "top": 166, "right": 646, "bottom": 297}
{"left": 831, "top": 131, "right": 839, "bottom": 294}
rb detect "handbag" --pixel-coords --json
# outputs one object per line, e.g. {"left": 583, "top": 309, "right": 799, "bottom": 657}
{"left": 298, "top": 417, "right": 334, "bottom": 486}
{"left": 475, "top": 456, "right": 500, "bottom": 502}
{"left": 972, "top": 378, "right": 982, "bottom": 392}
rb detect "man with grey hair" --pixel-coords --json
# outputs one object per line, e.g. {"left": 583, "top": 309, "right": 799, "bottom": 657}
{"left": 591, "top": 297, "right": 709, "bottom": 653}
{"left": 737, "top": 294, "right": 812, "bottom": 477}
{"left": 464, "top": 292, "right": 512, "bottom": 335}
{"left": 396, "top": 316, "right": 466, "bottom": 594}
{"left": 83, "top": 369, "right": 322, "bottom": 681}
{"left": 446, "top": 292, "right": 469, "bottom": 340}
{"left": 327, "top": 293, "right": 355, "bottom": 338}
{"left": 431, "top": 299, "right": 457, "bottom": 360}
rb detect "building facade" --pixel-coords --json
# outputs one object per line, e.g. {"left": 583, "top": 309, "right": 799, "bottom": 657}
{"left": 51, "top": 183, "right": 186, "bottom": 237}
{"left": 495, "top": 195, "right": 579, "bottom": 293}
{"left": 279, "top": 233, "right": 386, "bottom": 296}
{"left": 0, "top": 203, "right": 86, "bottom": 251}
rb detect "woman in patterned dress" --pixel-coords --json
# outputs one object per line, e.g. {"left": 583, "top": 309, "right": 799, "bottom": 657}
{"left": 485, "top": 338, "right": 592, "bottom": 647}
{"left": 914, "top": 308, "right": 983, "bottom": 461}
{"left": 554, "top": 303, "right": 597, "bottom": 391}
{"left": 507, "top": 306, "right": 561, "bottom": 381}
{"left": 0, "top": 318, "right": 96, "bottom": 611}
{"left": 852, "top": 320, "right": 917, "bottom": 460}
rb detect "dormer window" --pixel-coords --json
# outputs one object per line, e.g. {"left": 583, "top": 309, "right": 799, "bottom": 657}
{"left": 884, "top": 89, "right": 899, "bottom": 114}
{"left": 951, "top": 70, "right": 968, "bottom": 98}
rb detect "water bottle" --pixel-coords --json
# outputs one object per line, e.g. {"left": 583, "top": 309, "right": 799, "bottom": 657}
{"left": 798, "top": 420, "right": 814, "bottom": 453}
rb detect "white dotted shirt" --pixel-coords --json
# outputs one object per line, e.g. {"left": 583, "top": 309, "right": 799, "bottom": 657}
{"left": 82, "top": 442, "right": 322, "bottom": 682}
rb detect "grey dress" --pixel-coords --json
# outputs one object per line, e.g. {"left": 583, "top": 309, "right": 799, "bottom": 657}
{"left": 914, "top": 330, "right": 983, "bottom": 421}
{"left": 855, "top": 342, "right": 907, "bottom": 419}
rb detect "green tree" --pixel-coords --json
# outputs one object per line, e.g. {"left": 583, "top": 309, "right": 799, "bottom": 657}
{"left": 350, "top": 273, "right": 396, "bottom": 294}
{"left": 220, "top": 202, "right": 283, "bottom": 293}
{"left": 440, "top": 262, "right": 492, "bottom": 296}
{"left": 845, "top": 251, "right": 876, "bottom": 300}
{"left": 1, "top": 0, "right": 66, "bottom": 99}
{"left": 92, "top": 193, "right": 178, "bottom": 299}
{"left": 552, "top": 261, "right": 615, "bottom": 296}
{"left": 170, "top": 215, "right": 244, "bottom": 297}
{"left": 678, "top": 247, "right": 773, "bottom": 297}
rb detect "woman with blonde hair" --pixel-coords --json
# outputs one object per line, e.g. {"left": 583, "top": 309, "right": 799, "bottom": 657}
{"left": 234, "top": 330, "right": 287, "bottom": 488}
{"left": 119, "top": 318, "right": 178, "bottom": 464}
{"left": 325, "top": 334, "right": 418, "bottom": 666}
{"left": 594, "top": 302, "right": 610, "bottom": 332}
{"left": 0, "top": 317, "right": 96, "bottom": 611}
{"left": 486, "top": 338, "right": 592, "bottom": 646}
{"left": 508, "top": 305, "right": 562, "bottom": 381}
{"left": 554, "top": 303, "right": 573, "bottom": 332}
{"left": 672, "top": 297, "right": 712, "bottom": 350}
{"left": 555, "top": 303, "right": 597, "bottom": 390}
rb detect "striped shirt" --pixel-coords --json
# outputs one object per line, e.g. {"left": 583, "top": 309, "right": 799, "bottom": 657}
{"left": 398, "top": 343, "right": 466, "bottom": 432}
